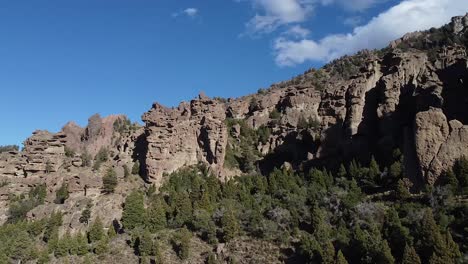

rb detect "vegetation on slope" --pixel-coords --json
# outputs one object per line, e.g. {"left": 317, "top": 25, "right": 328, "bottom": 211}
{"left": 1, "top": 153, "right": 467, "bottom": 263}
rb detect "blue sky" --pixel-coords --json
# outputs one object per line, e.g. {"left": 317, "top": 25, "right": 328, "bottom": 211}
{"left": 0, "top": 0, "right": 466, "bottom": 146}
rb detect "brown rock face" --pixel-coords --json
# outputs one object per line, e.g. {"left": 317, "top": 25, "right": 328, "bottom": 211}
{"left": 415, "top": 110, "right": 468, "bottom": 185}
{"left": 2, "top": 14, "right": 468, "bottom": 192}
{"left": 23, "top": 130, "right": 68, "bottom": 174}
{"left": 142, "top": 95, "right": 228, "bottom": 185}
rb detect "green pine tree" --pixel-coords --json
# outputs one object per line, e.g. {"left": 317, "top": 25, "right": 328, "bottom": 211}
{"left": 336, "top": 250, "right": 349, "bottom": 264}
{"left": 338, "top": 164, "right": 347, "bottom": 178}
{"left": 321, "top": 240, "right": 335, "bottom": 264}
{"left": 367, "top": 156, "right": 380, "bottom": 182}
{"left": 93, "top": 235, "right": 109, "bottom": 255}
{"left": 75, "top": 233, "right": 89, "bottom": 256}
{"left": 138, "top": 230, "right": 153, "bottom": 257}
{"left": 174, "top": 227, "right": 191, "bottom": 260}
{"left": 173, "top": 192, "right": 193, "bottom": 227}
{"left": 54, "top": 234, "right": 70, "bottom": 257}
{"left": 147, "top": 198, "right": 167, "bottom": 232}
{"left": 221, "top": 210, "right": 240, "bottom": 242}
{"left": 102, "top": 167, "right": 118, "bottom": 194}
{"left": 395, "top": 179, "right": 410, "bottom": 200}
{"left": 122, "top": 191, "right": 147, "bottom": 230}
{"left": 88, "top": 217, "right": 104, "bottom": 243}
{"left": 402, "top": 244, "right": 421, "bottom": 264}
{"left": 420, "top": 209, "right": 445, "bottom": 262}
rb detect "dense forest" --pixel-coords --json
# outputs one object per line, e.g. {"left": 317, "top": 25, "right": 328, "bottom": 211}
{"left": 1, "top": 150, "right": 467, "bottom": 263}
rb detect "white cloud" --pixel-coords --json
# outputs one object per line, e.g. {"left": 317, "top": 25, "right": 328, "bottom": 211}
{"left": 246, "top": 0, "right": 315, "bottom": 34}
{"left": 172, "top": 7, "right": 199, "bottom": 18}
{"left": 274, "top": 0, "right": 468, "bottom": 66}
{"left": 184, "top": 8, "right": 198, "bottom": 17}
{"left": 283, "top": 25, "right": 311, "bottom": 38}
{"left": 323, "top": 0, "right": 388, "bottom": 12}
{"left": 343, "top": 16, "right": 362, "bottom": 27}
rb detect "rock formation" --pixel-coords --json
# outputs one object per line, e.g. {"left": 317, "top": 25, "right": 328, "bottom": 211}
{"left": 1, "top": 13, "right": 468, "bottom": 197}
{"left": 142, "top": 94, "right": 228, "bottom": 185}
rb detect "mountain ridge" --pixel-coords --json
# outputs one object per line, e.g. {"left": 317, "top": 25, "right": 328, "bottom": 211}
{"left": 0, "top": 13, "right": 467, "bottom": 264}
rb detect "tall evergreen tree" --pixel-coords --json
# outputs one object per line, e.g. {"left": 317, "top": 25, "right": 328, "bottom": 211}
{"left": 102, "top": 167, "right": 118, "bottom": 194}
{"left": 336, "top": 250, "right": 349, "bottom": 264}
{"left": 221, "top": 210, "right": 240, "bottom": 242}
{"left": 395, "top": 179, "right": 411, "bottom": 200}
{"left": 122, "top": 191, "right": 147, "bottom": 230}
{"left": 419, "top": 209, "right": 444, "bottom": 262}
{"left": 138, "top": 230, "right": 153, "bottom": 257}
{"left": 147, "top": 198, "right": 167, "bottom": 232}
{"left": 173, "top": 192, "right": 193, "bottom": 227}
{"left": 367, "top": 156, "right": 380, "bottom": 182}
{"left": 402, "top": 244, "right": 421, "bottom": 264}
{"left": 88, "top": 217, "right": 104, "bottom": 243}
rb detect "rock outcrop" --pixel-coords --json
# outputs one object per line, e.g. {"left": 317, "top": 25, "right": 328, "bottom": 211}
{"left": 142, "top": 94, "right": 228, "bottom": 185}
{"left": 2, "top": 13, "right": 468, "bottom": 195}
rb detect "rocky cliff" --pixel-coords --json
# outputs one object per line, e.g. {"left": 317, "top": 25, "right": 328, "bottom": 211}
{"left": 1, "top": 14, "right": 468, "bottom": 198}
{"left": 140, "top": 14, "right": 468, "bottom": 188}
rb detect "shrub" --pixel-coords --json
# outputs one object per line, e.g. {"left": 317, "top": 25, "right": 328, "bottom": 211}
{"left": 0, "top": 145, "right": 19, "bottom": 153}
{"left": 54, "top": 183, "right": 69, "bottom": 204}
{"left": 132, "top": 160, "right": 140, "bottom": 175}
{"left": 257, "top": 125, "right": 271, "bottom": 145}
{"left": 123, "top": 164, "right": 130, "bottom": 178}
{"left": 93, "top": 147, "right": 109, "bottom": 170}
{"left": 64, "top": 146, "right": 75, "bottom": 157}
{"left": 269, "top": 109, "right": 281, "bottom": 120}
{"left": 81, "top": 152, "right": 92, "bottom": 167}
{"left": 79, "top": 202, "right": 93, "bottom": 225}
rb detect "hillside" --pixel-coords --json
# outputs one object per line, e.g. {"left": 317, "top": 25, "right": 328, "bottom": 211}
{"left": 0, "top": 14, "right": 467, "bottom": 264}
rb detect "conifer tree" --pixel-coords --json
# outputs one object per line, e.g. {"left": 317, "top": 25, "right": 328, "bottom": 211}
{"left": 368, "top": 156, "right": 380, "bottom": 182}
{"left": 336, "top": 250, "right": 349, "bottom": 264}
{"left": 54, "top": 234, "right": 70, "bottom": 257}
{"left": 420, "top": 209, "right": 444, "bottom": 262}
{"left": 395, "top": 179, "right": 410, "bottom": 200}
{"left": 47, "top": 229, "right": 59, "bottom": 254}
{"left": 67, "top": 232, "right": 79, "bottom": 255}
{"left": 221, "top": 210, "right": 240, "bottom": 242}
{"left": 174, "top": 227, "right": 191, "bottom": 260}
{"left": 107, "top": 224, "right": 116, "bottom": 238}
{"left": 122, "top": 191, "right": 147, "bottom": 230}
{"left": 338, "top": 164, "right": 347, "bottom": 178}
{"left": 173, "top": 192, "right": 193, "bottom": 227}
{"left": 321, "top": 241, "right": 335, "bottom": 264}
{"left": 75, "top": 233, "right": 89, "bottom": 256}
{"left": 402, "top": 244, "right": 421, "bottom": 264}
{"left": 152, "top": 241, "right": 163, "bottom": 264}
{"left": 102, "top": 167, "right": 118, "bottom": 194}
{"left": 138, "top": 230, "right": 153, "bottom": 257}
{"left": 88, "top": 217, "right": 104, "bottom": 243}
{"left": 147, "top": 198, "right": 167, "bottom": 232}
{"left": 93, "top": 235, "right": 109, "bottom": 255}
